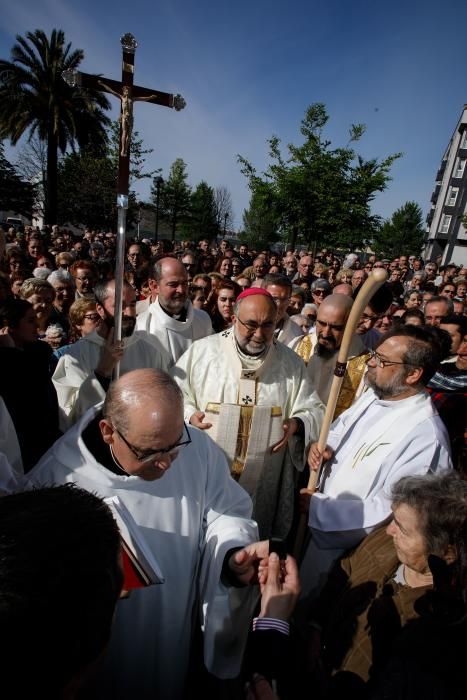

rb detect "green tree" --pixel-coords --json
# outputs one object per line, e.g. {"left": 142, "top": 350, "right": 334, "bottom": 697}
{"left": 0, "top": 29, "right": 110, "bottom": 225}
{"left": 372, "top": 201, "right": 425, "bottom": 258}
{"left": 0, "top": 142, "right": 35, "bottom": 216}
{"left": 238, "top": 103, "right": 400, "bottom": 251}
{"left": 187, "top": 181, "right": 218, "bottom": 241}
{"left": 56, "top": 149, "right": 116, "bottom": 229}
{"left": 155, "top": 158, "right": 191, "bottom": 241}
{"left": 241, "top": 181, "right": 280, "bottom": 250}
{"left": 56, "top": 122, "right": 154, "bottom": 229}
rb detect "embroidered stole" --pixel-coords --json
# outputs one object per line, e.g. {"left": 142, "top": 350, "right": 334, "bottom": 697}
{"left": 203, "top": 329, "right": 283, "bottom": 496}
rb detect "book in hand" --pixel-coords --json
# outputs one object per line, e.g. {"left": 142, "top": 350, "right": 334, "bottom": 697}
{"left": 105, "top": 496, "right": 165, "bottom": 589}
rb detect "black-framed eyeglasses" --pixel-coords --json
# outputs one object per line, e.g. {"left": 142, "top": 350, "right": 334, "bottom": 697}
{"left": 115, "top": 423, "right": 192, "bottom": 464}
{"left": 366, "top": 350, "right": 419, "bottom": 369}
{"left": 236, "top": 316, "right": 275, "bottom": 333}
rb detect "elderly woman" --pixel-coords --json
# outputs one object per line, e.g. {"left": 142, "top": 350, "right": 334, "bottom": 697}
{"left": 20, "top": 277, "right": 55, "bottom": 338}
{"left": 305, "top": 472, "right": 466, "bottom": 692}
{"left": 404, "top": 289, "right": 423, "bottom": 309}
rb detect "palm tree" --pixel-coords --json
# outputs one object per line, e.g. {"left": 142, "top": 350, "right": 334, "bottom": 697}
{"left": 0, "top": 29, "right": 110, "bottom": 224}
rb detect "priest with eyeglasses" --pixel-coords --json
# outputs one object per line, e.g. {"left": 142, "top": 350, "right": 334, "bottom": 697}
{"left": 26, "top": 369, "right": 266, "bottom": 699}
{"left": 298, "top": 324, "right": 452, "bottom": 609}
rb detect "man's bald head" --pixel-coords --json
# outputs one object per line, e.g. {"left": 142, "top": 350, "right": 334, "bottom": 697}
{"left": 101, "top": 370, "right": 185, "bottom": 481}
{"left": 319, "top": 293, "right": 353, "bottom": 317}
{"left": 151, "top": 257, "right": 188, "bottom": 314}
{"left": 104, "top": 369, "right": 183, "bottom": 434}
{"left": 315, "top": 294, "right": 353, "bottom": 357}
{"left": 153, "top": 256, "right": 187, "bottom": 282}
{"left": 333, "top": 283, "right": 353, "bottom": 298}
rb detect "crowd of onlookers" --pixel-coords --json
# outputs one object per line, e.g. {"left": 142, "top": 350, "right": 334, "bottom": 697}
{"left": 1, "top": 223, "right": 467, "bottom": 699}
{"left": 1, "top": 224, "right": 465, "bottom": 351}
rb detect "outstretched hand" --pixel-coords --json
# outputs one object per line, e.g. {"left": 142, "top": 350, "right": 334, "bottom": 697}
{"left": 228, "top": 540, "right": 269, "bottom": 586}
{"left": 258, "top": 553, "right": 301, "bottom": 621}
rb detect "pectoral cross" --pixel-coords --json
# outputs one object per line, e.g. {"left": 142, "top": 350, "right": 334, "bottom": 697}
{"left": 63, "top": 33, "right": 185, "bottom": 376}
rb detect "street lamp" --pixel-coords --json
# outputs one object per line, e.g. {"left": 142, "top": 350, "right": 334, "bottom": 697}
{"left": 154, "top": 176, "right": 164, "bottom": 242}
{"left": 223, "top": 212, "right": 228, "bottom": 235}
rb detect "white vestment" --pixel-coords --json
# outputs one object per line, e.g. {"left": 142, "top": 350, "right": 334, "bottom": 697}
{"left": 136, "top": 298, "right": 212, "bottom": 363}
{"left": 173, "top": 329, "right": 324, "bottom": 538}
{"left": 0, "top": 396, "right": 22, "bottom": 494}
{"left": 276, "top": 314, "right": 303, "bottom": 350}
{"left": 300, "top": 388, "right": 452, "bottom": 601}
{"left": 52, "top": 330, "right": 171, "bottom": 431}
{"left": 306, "top": 333, "right": 366, "bottom": 404}
{"left": 26, "top": 407, "right": 258, "bottom": 700}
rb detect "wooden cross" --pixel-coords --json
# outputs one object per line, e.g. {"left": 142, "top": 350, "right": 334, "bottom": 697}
{"left": 62, "top": 33, "right": 185, "bottom": 198}
{"left": 63, "top": 33, "right": 185, "bottom": 375}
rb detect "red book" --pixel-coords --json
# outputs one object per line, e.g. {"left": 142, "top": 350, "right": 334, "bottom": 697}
{"left": 105, "top": 496, "right": 165, "bottom": 590}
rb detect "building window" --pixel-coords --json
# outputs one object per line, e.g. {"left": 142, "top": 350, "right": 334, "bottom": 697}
{"left": 453, "top": 157, "right": 466, "bottom": 178}
{"left": 439, "top": 214, "right": 452, "bottom": 234}
{"left": 461, "top": 131, "right": 467, "bottom": 150}
{"left": 447, "top": 187, "right": 459, "bottom": 206}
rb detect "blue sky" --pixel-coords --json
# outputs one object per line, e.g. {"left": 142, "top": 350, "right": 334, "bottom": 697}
{"left": 1, "top": 0, "right": 466, "bottom": 228}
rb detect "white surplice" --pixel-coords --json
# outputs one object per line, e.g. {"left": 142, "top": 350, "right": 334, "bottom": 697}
{"left": 52, "top": 330, "right": 171, "bottom": 431}
{"left": 276, "top": 314, "right": 304, "bottom": 350}
{"left": 26, "top": 407, "right": 258, "bottom": 700}
{"left": 136, "top": 298, "right": 212, "bottom": 363}
{"left": 173, "top": 329, "right": 324, "bottom": 538}
{"left": 0, "top": 396, "right": 22, "bottom": 494}
{"left": 299, "top": 388, "right": 452, "bottom": 602}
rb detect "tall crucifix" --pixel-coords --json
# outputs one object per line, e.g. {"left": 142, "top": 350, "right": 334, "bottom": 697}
{"left": 63, "top": 33, "right": 185, "bottom": 376}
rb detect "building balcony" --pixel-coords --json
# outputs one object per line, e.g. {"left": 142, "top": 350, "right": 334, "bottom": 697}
{"left": 430, "top": 185, "right": 441, "bottom": 203}
{"left": 436, "top": 161, "right": 447, "bottom": 181}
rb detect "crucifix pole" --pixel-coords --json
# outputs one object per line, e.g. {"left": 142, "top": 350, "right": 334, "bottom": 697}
{"left": 113, "top": 33, "right": 137, "bottom": 377}
{"left": 62, "top": 33, "right": 186, "bottom": 379}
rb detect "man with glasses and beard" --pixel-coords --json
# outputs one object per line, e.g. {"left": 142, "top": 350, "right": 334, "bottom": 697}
{"left": 299, "top": 325, "right": 452, "bottom": 605}
{"left": 306, "top": 294, "right": 368, "bottom": 415}
{"left": 27, "top": 369, "right": 264, "bottom": 700}
{"left": 52, "top": 279, "right": 171, "bottom": 430}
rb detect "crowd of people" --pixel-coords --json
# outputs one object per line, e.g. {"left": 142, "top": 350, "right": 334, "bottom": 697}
{"left": 0, "top": 221, "right": 466, "bottom": 699}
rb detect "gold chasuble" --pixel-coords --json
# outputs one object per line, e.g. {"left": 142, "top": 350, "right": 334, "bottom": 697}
{"left": 334, "top": 353, "right": 371, "bottom": 418}
{"left": 173, "top": 326, "right": 325, "bottom": 538}
{"left": 203, "top": 331, "right": 284, "bottom": 498}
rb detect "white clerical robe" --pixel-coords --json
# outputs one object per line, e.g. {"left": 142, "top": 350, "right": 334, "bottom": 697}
{"left": 306, "top": 333, "right": 366, "bottom": 405}
{"left": 26, "top": 407, "right": 258, "bottom": 700}
{"left": 0, "top": 396, "right": 22, "bottom": 494}
{"left": 136, "top": 298, "right": 212, "bottom": 363}
{"left": 299, "top": 388, "right": 452, "bottom": 602}
{"left": 276, "top": 314, "right": 304, "bottom": 350}
{"left": 173, "top": 329, "right": 324, "bottom": 538}
{"left": 52, "top": 330, "right": 171, "bottom": 432}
